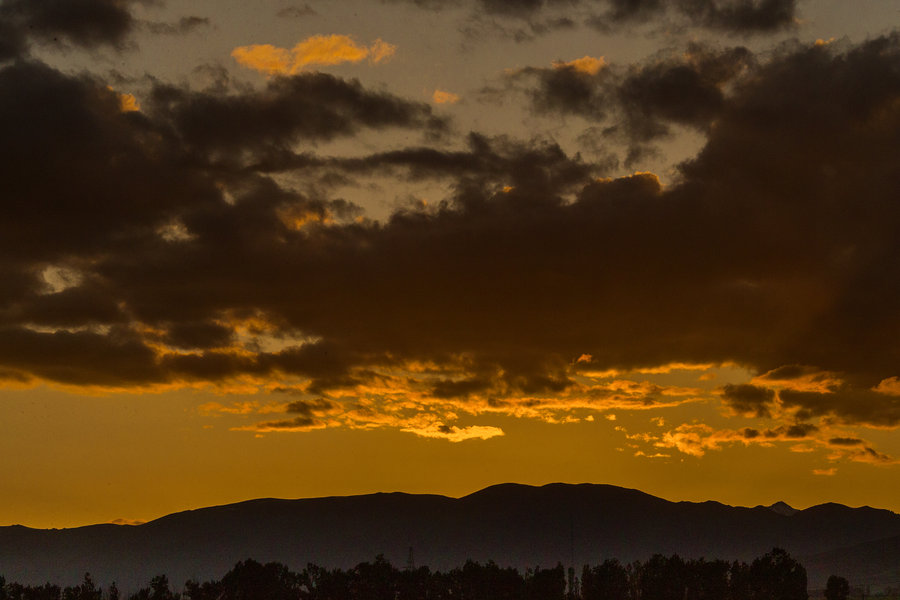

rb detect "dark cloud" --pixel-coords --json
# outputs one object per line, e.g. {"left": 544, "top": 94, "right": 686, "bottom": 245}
{"left": 860, "top": 447, "right": 893, "bottom": 463}
{"left": 779, "top": 389, "right": 900, "bottom": 428}
{"left": 681, "top": 0, "right": 797, "bottom": 33}
{"left": 15, "top": 284, "right": 128, "bottom": 328}
{"left": 721, "top": 384, "right": 775, "bottom": 418}
{"left": 144, "top": 16, "right": 210, "bottom": 35}
{"left": 285, "top": 398, "right": 336, "bottom": 415}
{"left": 828, "top": 437, "right": 864, "bottom": 447}
{"left": 149, "top": 72, "right": 445, "bottom": 155}
{"left": 782, "top": 423, "right": 818, "bottom": 438}
{"left": 243, "top": 397, "right": 336, "bottom": 432}
{"left": 390, "top": 0, "right": 797, "bottom": 34}
{"left": 2, "top": 29, "right": 900, "bottom": 436}
{"left": 277, "top": 5, "right": 317, "bottom": 18}
{"left": 251, "top": 133, "right": 599, "bottom": 193}
{"left": 161, "top": 321, "right": 234, "bottom": 349}
{"left": 0, "top": 326, "right": 159, "bottom": 386}
{"left": 0, "top": 0, "right": 138, "bottom": 56}
{"left": 591, "top": 0, "right": 797, "bottom": 33}
{"left": 0, "top": 19, "right": 27, "bottom": 60}
{"left": 386, "top": 0, "right": 574, "bottom": 18}
{"left": 510, "top": 44, "right": 754, "bottom": 163}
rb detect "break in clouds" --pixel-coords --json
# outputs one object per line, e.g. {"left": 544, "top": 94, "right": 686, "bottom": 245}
{"left": 0, "top": 0, "right": 899, "bottom": 460}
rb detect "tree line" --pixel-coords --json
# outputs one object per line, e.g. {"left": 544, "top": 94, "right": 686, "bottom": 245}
{"left": 0, "top": 548, "right": 854, "bottom": 600}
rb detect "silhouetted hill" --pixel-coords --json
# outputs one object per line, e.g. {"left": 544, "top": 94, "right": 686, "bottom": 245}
{"left": 2, "top": 483, "right": 899, "bottom": 592}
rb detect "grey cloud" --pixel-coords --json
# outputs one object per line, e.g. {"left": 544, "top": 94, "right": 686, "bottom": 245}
{"left": 143, "top": 16, "right": 210, "bottom": 35}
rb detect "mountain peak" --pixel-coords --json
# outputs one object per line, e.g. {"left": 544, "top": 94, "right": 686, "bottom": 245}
{"left": 768, "top": 501, "right": 800, "bottom": 516}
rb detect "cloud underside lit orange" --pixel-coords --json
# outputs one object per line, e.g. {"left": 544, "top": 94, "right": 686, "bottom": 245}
{"left": 232, "top": 35, "right": 396, "bottom": 74}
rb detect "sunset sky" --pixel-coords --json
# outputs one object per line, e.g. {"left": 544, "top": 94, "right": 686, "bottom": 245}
{"left": 2, "top": 0, "right": 900, "bottom": 529}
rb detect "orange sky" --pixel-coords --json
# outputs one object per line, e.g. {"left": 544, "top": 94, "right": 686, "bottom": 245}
{"left": 0, "top": 0, "right": 899, "bottom": 528}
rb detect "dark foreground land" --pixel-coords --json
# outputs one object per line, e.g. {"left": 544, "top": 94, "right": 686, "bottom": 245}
{"left": 4, "top": 548, "right": 894, "bottom": 600}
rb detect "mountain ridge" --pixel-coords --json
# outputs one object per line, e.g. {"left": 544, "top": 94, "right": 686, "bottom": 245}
{"left": 2, "top": 483, "right": 898, "bottom": 592}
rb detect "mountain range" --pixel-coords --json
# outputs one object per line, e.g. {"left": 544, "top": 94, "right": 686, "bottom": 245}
{"left": 2, "top": 483, "right": 898, "bottom": 593}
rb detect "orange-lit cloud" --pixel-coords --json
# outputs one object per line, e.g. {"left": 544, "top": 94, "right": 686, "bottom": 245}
{"left": 552, "top": 55, "right": 605, "bottom": 75}
{"left": 191, "top": 358, "right": 710, "bottom": 441}
{"left": 232, "top": 35, "right": 396, "bottom": 75}
{"left": 369, "top": 39, "right": 398, "bottom": 63}
{"left": 432, "top": 89, "right": 460, "bottom": 104}
{"left": 649, "top": 421, "right": 898, "bottom": 467}
{"left": 873, "top": 376, "right": 900, "bottom": 396}
{"left": 118, "top": 92, "right": 140, "bottom": 112}
{"left": 402, "top": 422, "right": 505, "bottom": 442}
{"left": 230, "top": 44, "right": 292, "bottom": 75}
{"left": 198, "top": 400, "right": 285, "bottom": 415}
{"left": 751, "top": 365, "right": 843, "bottom": 393}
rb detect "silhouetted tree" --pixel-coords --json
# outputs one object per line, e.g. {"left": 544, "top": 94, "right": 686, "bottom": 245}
{"left": 218, "top": 560, "right": 300, "bottom": 600}
{"left": 748, "top": 548, "right": 807, "bottom": 600}
{"left": 423, "top": 569, "right": 455, "bottom": 600}
{"left": 22, "top": 583, "right": 61, "bottom": 600}
{"left": 0, "top": 548, "right": 821, "bottom": 600}
{"left": 349, "top": 555, "right": 396, "bottom": 600}
{"left": 582, "top": 559, "right": 630, "bottom": 600}
{"left": 129, "top": 575, "right": 177, "bottom": 600}
{"left": 684, "top": 558, "right": 730, "bottom": 600}
{"left": 64, "top": 573, "right": 101, "bottom": 600}
{"left": 183, "top": 578, "right": 221, "bottom": 600}
{"left": 397, "top": 566, "right": 432, "bottom": 600}
{"left": 525, "top": 565, "right": 566, "bottom": 600}
{"left": 825, "top": 576, "right": 850, "bottom": 600}
{"left": 301, "top": 563, "right": 352, "bottom": 600}
{"left": 451, "top": 560, "right": 524, "bottom": 600}
{"left": 4, "top": 582, "right": 23, "bottom": 600}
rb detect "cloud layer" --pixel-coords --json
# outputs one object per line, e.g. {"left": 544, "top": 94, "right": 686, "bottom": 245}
{"left": 1, "top": 1, "right": 899, "bottom": 463}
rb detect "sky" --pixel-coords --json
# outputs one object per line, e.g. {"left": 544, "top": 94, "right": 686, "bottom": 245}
{"left": 1, "top": 0, "right": 900, "bottom": 529}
